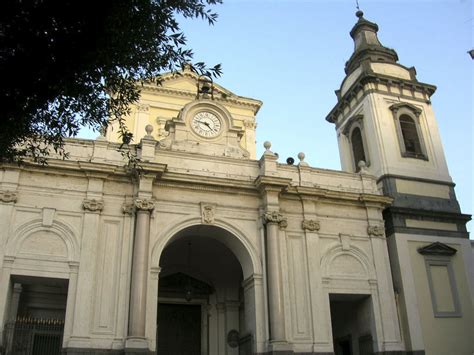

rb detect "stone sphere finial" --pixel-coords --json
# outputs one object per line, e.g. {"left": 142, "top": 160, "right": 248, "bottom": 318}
{"left": 145, "top": 124, "right": 153, "bottom": 137}
{"left": 298, "top": 152, "right": 309, "bottom": 166}
{"left": 356, "top": 10, "right": 364, "bottom": 18}
{"left": 263, "top": 141, "right": 272, "bottom": 151}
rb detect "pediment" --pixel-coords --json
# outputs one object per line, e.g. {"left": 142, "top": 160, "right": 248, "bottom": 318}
{"left": 417, "top": 242, "right": 457, "bottom": 256}
{"left": 156, "top": 71, "right": 237, "bottom": 98}
{"left": 389, "top": 102, "right": 422, "bottom": 116}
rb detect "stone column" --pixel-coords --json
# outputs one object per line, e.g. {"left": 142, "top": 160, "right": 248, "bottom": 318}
{"left": 263, "top": 211, "right": 287, "bottom": 343}
{"left": 128, "top": 198, "right": 154, "bottom": 339}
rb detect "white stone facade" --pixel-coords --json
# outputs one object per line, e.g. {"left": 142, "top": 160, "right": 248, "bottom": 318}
{"left": 0, "top": 122, "right": 405, "bottom": 353}
{"left": 1, "top": 11, "right": 473, "bottom": 355}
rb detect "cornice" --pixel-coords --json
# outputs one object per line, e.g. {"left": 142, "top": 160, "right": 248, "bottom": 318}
{"left": 138, "top": 162, "right": 167, "bottom": 177}
{"left": 287, "top": 185, "right": 391, "bottom": 206}
{"left": 376, "top": 174, "right": 455, "bottom": 187}
{"left": 254, "top": 175, "right": 292, "bottom": 192}
{"left": 3, "top": 160, "right": 123, "bottom": 177}
{"left": 387, "top": 206, "right": 471, "bottom": 222}
{"left": 326, "top": 72, "right": 436, "bottom": 124}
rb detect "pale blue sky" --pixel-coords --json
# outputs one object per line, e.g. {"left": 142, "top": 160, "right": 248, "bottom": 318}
{"left": 80, "top": 0, "right": 473, "bottom": 233}
{"left": 181, "top": 0, "right": 473, "bottom": 233}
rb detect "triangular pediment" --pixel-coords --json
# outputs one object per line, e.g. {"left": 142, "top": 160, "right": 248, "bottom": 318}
{"left": 149, "top": 71, "right": 238, "bottom": 98}
{"left": 417, "top": 242, "right": 457, "bottom": 256}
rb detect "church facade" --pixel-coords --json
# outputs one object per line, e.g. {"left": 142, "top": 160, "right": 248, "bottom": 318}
{"left": 0, "top": 12, "right": 472, "bottom": 355}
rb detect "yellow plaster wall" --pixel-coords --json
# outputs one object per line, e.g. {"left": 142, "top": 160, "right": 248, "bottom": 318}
{"left": 106, "top": 76, "right": 259, "bottom": 156}
{"left": 408, "top": 241, "right": 474, "bottom": 355}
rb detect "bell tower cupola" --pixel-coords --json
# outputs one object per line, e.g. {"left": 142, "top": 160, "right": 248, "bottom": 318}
{"left": 326, "top": 11, "right": 470, "bottom": 238}
{"left": 345, "top": 10, "right": 398, "bottom": 75}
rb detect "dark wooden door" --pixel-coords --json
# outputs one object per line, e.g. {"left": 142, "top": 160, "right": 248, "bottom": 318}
{"left": 157, "top": 303, "right": 201, "bottom": 355}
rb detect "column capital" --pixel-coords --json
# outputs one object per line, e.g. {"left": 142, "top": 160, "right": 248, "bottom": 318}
{"left": 122, "top": 202, "right": 135, "bottom": 215}
{"left": 82, "top": 198, "right": 104, "bottom": 212}
{"left": 263, "top": 211, "right": 287, "bottom": 229}
{"left": 367, "top": 224, "right": 385, "bottom": 238}
{"left": 0, "top": 190, "right": 17, "bottom": 203}
{"left": 134, "top": 198, "right": 155, "bottom": 212}
{"left": 302, "top": 219, "right": 320, "bottom": 232}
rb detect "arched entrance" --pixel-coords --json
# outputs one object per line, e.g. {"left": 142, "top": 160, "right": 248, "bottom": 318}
{"left": 154, "top": 224, "right": 262, "bottom": 355}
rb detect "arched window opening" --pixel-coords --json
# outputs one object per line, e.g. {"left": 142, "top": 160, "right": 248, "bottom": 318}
{"left": 399, "top": 115, "right": 422, "bottom": 156}
{"left": 351, "top": 127, "right": 366, "bottom": 172}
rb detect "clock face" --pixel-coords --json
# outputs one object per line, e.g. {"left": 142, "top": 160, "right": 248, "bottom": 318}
{"left": 191, "top": 111, "right": 222, "bottom": 138}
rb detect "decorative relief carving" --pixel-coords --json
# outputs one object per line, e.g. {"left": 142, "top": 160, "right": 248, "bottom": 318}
{"left": 339, "top": 234, "right": 351, "bottom": 251}
{"left": 367, "top": 225, "right": 385, "bottom": 237}
{"left": 82, "top": 199, "right": 104, "bottom": 212}
{"left": 302, "top": 219, "right": 320, "bottom": 232}
{"left": 201, "top": 203, "right": 216, "bottom": 224}
{"left": 122, "top": 202, "right": 135, "bottom": 215}
{"left": 137, "top": 103, "right": 150, "bottom": 112}
{"left": 0, "top": 190, "right": 17, "bottom": 203}
{"left": 243, "top": 120, "right": 257, "bottom": 129}
{"left": 263, "top": 211, "right": 287, "bottom": 229}
{"left": 134, "top": 199, "right": 155, "bottom": 211}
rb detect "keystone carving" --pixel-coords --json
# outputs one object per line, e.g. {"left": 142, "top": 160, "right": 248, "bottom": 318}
{"left": 134, "top": 199, "right": 155, "bottom": 211}
{"left": 367, "top": 225, "right": 385, "bottom": 237}
{"left": 302, "top": 219, "right": 320, "bottom": 232}
{"left": 82, "top": 199, "right": 104, "bottom": 212}
{"left": 201, "top": 204, "right": 216, "bottom": 224}
{"left": 0, "top": 190, "right": 17, "bottom": 203}
{"left": 263, "top": 211, "right": 287, "bottom": 229}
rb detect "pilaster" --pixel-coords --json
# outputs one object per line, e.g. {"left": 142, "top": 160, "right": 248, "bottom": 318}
{"left": 255, "top": 151, "right": 291, "bottom": 346}
{"left": 69, "top": 176, "right": 105, "bottom": 348}
{"left": 299, "top": 197, "right": 333, "bottom": 354}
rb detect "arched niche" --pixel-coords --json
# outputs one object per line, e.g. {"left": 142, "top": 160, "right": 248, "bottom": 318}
{"left": 7, "top": 219, "right": 79, "bottom": 263}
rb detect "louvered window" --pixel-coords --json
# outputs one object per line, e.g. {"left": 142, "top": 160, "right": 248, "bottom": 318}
{"left": 351, "top": 127, "right": 366, "bottom": 172}
{"left": 399, "top": 114, "right": 422, "bottom": 156}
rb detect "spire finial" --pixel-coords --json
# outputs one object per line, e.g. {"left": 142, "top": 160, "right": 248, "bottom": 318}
{"left": 355, "top": 0, "right": 363, "bottom": 18}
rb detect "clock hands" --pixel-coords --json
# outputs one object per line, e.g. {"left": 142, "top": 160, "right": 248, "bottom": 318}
{"left": 192, "top": 112, "right": 221, "bottom": 137}
{"left": 194, "top": 119, "right": 212, "bottom": 130}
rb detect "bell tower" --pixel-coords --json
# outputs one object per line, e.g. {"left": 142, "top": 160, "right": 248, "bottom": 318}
{"left": 326, "top": 10, "right": 470, "bottom": 239}
{"left": 326, "top": 11, "right": 472, "bottom": 354}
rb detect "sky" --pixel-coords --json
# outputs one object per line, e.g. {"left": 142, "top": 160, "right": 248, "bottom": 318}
{"left": 80, "top": 0, "right": 473, "bottom": 233}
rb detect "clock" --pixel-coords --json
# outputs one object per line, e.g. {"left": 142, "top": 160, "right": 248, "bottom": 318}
{"left": 191, "top": 111, "right": 222, "bottom": 138}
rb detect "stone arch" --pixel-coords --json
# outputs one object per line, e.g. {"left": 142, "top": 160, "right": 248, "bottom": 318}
{"left": 147, "top": 217, "right": 266, "bottom": 354}
{"left": 151, "top": 216, "right": 261, "bottom": 279}
{"left": 7, "top": 219, "right": 79, "bottom": 262}
{"left": 389, "top": 101, "right": 428, "bottom": 159}
{"left": 321, "top": 244, "right": 375, "bottom": 280}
